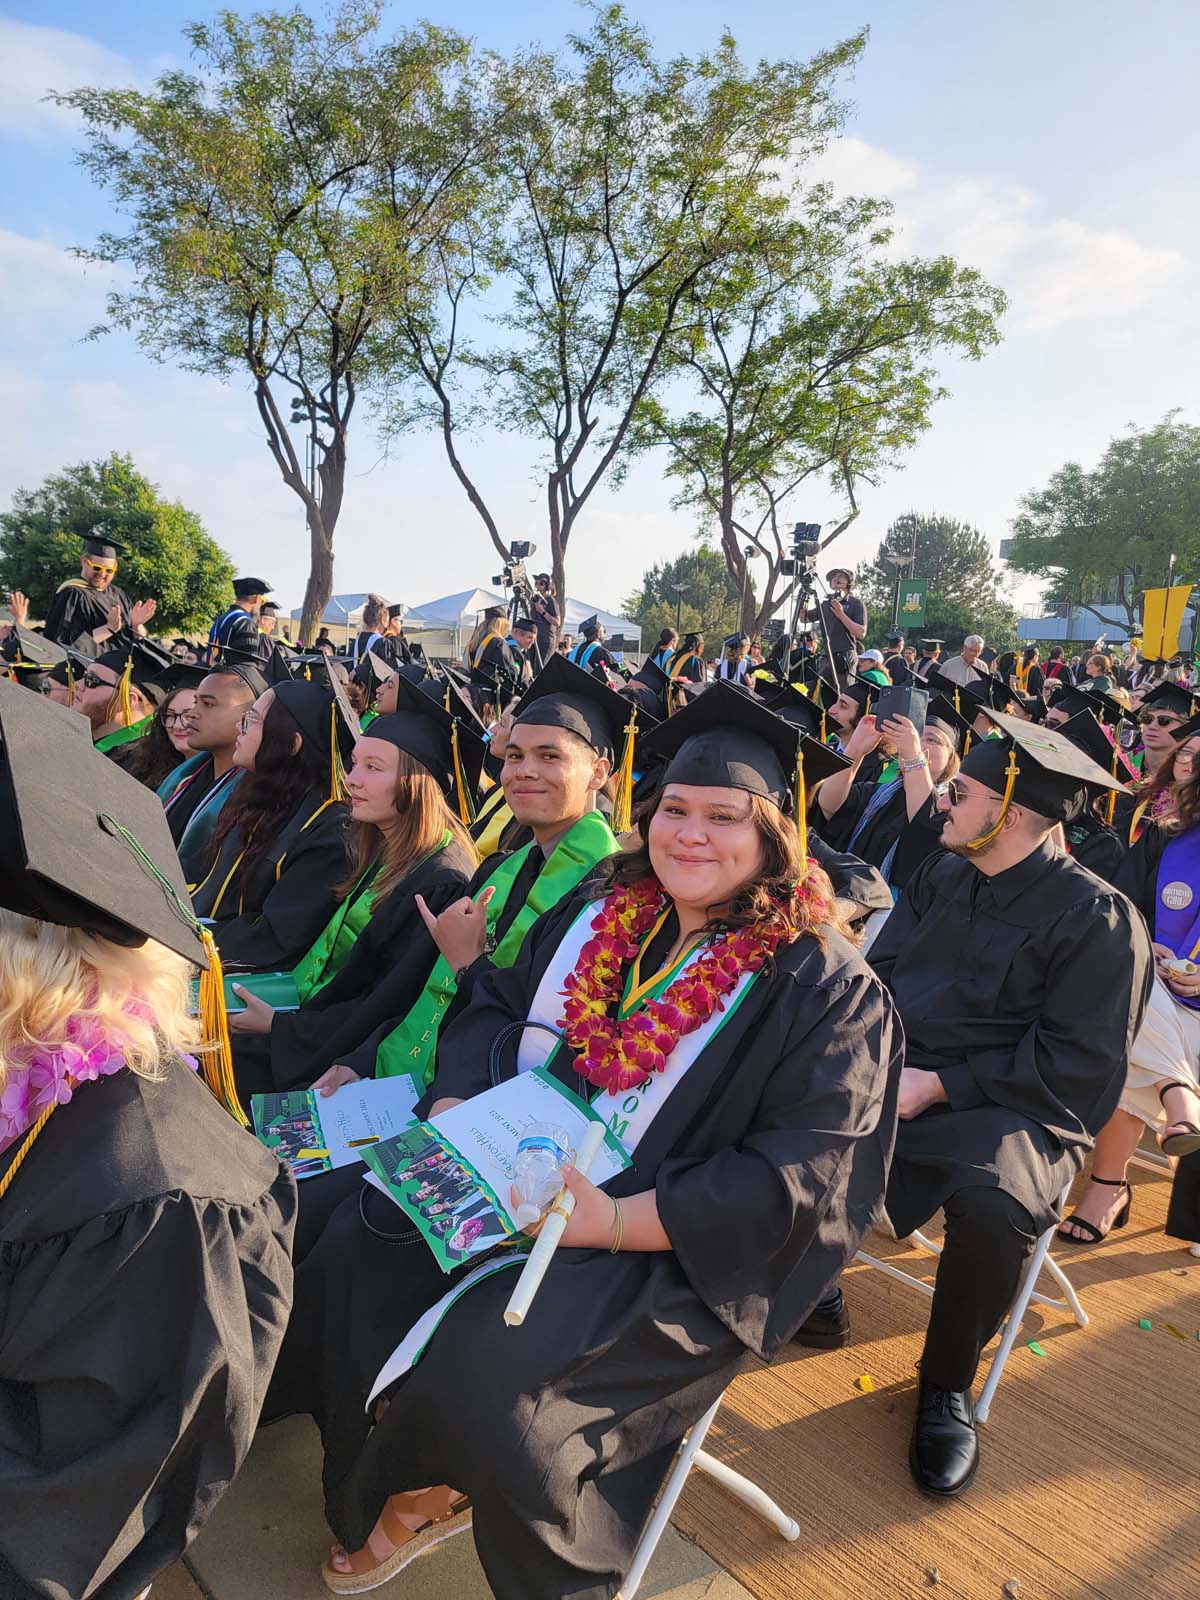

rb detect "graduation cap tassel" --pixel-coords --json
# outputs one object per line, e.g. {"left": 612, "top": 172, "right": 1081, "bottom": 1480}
{"left": 794, "top": 747, "right": 809, "bottom": 876}
{"left": 965, "top": 750, "right": 1020, "bottom": 852}
{"left": 820, "top": 709, "right": 827, "bottom": 744}
{"left": 329, "top": 704, "right": 347, "bottom": 803}
{"left": 0, "top": 1102, "right": 57, "bottom": 1202}
{"left": 450, "top": 721, "right": 476, "bottom": 825}
{"left": 612, "top": 711, "right": 639, "bottom": 836}
{"left": 1106, "top": 739, "right": 1120, "bottom": 826}
{"left": 117, "top": 655, "right": 134, "bottom": 728}
{"left": 65, "top": 656, "right": 76, "bottom": 708}
{"left": 196, "top": 928, "right": 250, "bottom": 1129}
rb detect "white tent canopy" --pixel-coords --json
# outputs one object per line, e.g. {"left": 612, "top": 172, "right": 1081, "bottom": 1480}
{"left": 405, "top": 587, "right": 640, "bottom": 648}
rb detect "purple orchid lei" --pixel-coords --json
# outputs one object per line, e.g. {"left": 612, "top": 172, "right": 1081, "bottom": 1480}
{"left": 0, "top": 1003, "right": 154, "bottom": 1151}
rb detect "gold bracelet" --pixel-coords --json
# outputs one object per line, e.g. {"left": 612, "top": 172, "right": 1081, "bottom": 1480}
{"left": 609, "top": 1196, "right": 624, "bottom": 1254}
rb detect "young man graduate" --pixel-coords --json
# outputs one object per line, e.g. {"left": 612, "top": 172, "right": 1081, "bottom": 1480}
{"left": 865, "top": 712, "right": 1153, "bottom": 1497}
{"left": 315, "top": 655, "right": 641, "bottom": 1099}
{"left": 42, "top": 535, "right": 157, "bottom": 649}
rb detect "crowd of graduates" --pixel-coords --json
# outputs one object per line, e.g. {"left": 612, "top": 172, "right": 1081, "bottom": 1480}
{"left": 2, "top": 541, "right": 1200, "bottom": 1600}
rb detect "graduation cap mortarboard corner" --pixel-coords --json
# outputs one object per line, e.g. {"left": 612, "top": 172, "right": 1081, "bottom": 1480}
{"left": 926, "top": 694, "right": 975, "bottom": 752}
{"left": 371, "top": 670, "right": 486, "bottom": 824}
{"left": 232, "top": 576, "right": 273, "bottom": 598}
{"left": 1047, "top": 681, "right": 1130, "bottom": 727}
{"left": 1172, "top": 712, "right": 1200, "bottom": 743}
{"left": 3, "top": 625, "right": 70, "bottom": 671}
{"left": 1059, "top": 710, "right": 1138, "bottom": 786}
{"left": 578, "top": 614, "right": 600, "bottom": 635}
{"left": 764, "top": 680, "right": 825, "bottom": 743}
{"left": 82, "top": 535, "right": 124, "bottom": 561}
{"left": 920, "top": 640, "right": 945, "bottom": 651}
{"left": 150, "top": 662, "right": 210, "bottom": 697}
{"left": 1139, "top": 681, "right": 1200, "bottom": 721}
{"left": 206, "top": 652, "right": 270, "bottom": 699}
{"left": 387, "top": 603, "right": 405, "bottom": 622}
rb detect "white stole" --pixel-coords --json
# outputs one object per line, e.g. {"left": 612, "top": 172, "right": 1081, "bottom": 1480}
{"left": 516, "top": 899, "right": 760, "bottom": 1153}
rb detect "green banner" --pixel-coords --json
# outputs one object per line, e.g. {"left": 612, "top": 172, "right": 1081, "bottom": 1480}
{"left": 898, "top": 577, "right": 928, "bottom": 627}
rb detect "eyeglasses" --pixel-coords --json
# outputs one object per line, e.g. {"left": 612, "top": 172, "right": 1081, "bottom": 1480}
{"left": 1138, "top": 712, "right": 1184, "bottom": 728}
{"left": 944, "top": 778, "right": 969, "bottom": 806}
{"left": 164, "top": 711, "right": 192, "bottom": 726}
{"left": 81, "top": 671, "right": 114, "bottom": 690}
{"left": 238, "top": 713, "right": 262, "bottom": 733}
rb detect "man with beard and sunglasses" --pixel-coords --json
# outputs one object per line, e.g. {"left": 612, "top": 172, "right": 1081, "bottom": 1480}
{"left": 858, "top": 714, "right": 1152, "bottom": 1500}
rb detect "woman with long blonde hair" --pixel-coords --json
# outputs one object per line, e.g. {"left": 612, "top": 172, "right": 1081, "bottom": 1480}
{"left": 464, "top": 607, "right": 517, "bottom": 720}
{"left": 0, "top": 680, "right": 295, "bottom": 1600}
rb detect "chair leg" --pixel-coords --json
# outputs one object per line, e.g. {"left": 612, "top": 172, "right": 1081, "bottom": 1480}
{"left": 615, "top": 1398, "right": 799, "bottom": 1600}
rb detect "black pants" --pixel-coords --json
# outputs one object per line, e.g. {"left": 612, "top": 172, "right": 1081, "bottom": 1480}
{"left": 920, "top": 1187, "right": 1038, "bottom": 1391}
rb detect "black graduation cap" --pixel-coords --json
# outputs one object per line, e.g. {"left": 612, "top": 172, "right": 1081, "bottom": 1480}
{"left": 1172, "top": 712, "right": 1200, "bottom": 742}
{"left": 578, "top": 613, "right": 601, "bottom": 636}
{"left": 722, "top": 632, "right": 749, "bottom": 650}
{"left": 926, "top": 694, "right": 975, "bottom": 751}
{"left": 513, "top": 652, "right": 649, "bottom": 760}
{"left": 842, "top": 677, "right": 880, "bottom": 714}
{"left": 764, "top": 681, "right": 825, "bottom": 742}
{"left": 3, "top": 625, "right": 69, "bottom": 671}
{"left": 961, "top": 673, "right": 1014, "bottom": 713}
{"left": 262, "top": 642, "right": 297, "bottom": 687}
{"left": 962, "top": 708, "right": 1129, "bottom": 825}
{"left": 44, "top": 641, "right": 99, "bottom": 691}
{"left": 1059, "top": 710, "right": 1138, "bottom": 782}
{"left": 0, "top": 676, "right": 205, "bottom": 965}
{"left": 629, "top": 657, "right": 675, "bottom": 720}
{"left": 259, "top": 600, "right": 280, "bottom": 615}
{"left": 82, "top": 535, "right": 123, "bottom": 561}
{"left": 207, "top": 653, "right": 270, "bottom": 699}
{"left": 387, "top": 603, "right": 405, "bottom": 622}
{"left": 920, "top": 639, "right": 945, "bottom": 652}
{"left": 368, "top": 670, "right": 486, "bottom": 815}
{"left": 356, "top": 648, "right": 396, "bottom": 693}
{"left": 232, "top": 576, "right": 273, "bottom": 597}
{"left": 638, "top": 681, "right": 801, "bottom": 811}
{"left": 429, "top": 661, "right": 488, "bottom": 734}
{"left": 1139, "top": 681, "right": 1200, "bottom": 721}
{"left": 1048, "top": 681, "right": 1130, "bottom": 727}
{"left": 150, "top": 662, "right": 210, "bottom": 696}
{"left": 272, "top": 662, "right": 359, "bottom": 770}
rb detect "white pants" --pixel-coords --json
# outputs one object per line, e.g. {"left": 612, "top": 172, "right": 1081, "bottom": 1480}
{"left": 1122, "top": 975, "right": 1200, "bottom": 1127}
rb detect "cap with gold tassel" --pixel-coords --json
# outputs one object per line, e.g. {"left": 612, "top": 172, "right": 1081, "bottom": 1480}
{"left": 611, "top": 709, "right": 639, "bottom": 836}
{"left": 449, "top": 719, "right": 477, "bottom": 825}
{"left": 965, "top": 747, "right": 1020, "bottom": 851}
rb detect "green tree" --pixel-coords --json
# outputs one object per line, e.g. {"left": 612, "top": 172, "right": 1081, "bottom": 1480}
{"left": 636, "top": 210, "right": 1006, "bottom": 633}
{"left": 623, "top": 546, "right": 744, "bottom": 646}
{"left": 57, "top": 4, "right": 479, "bottom": 640}
{"left": 857, "top": 512, "right": 1018, "bottom": 650}
{"left": 381, "top": 7, "right": 871, "bottom": 603}
{"left": 0, "top": 454, "right": 234, "bottom": 632}
{"left": 1006, "top": 414, "right": 1200, "bottom": 631}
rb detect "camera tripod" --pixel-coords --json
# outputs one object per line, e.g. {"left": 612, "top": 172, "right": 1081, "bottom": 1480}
{"left": 781, "top": 566, "right": 846, "bottom": 699}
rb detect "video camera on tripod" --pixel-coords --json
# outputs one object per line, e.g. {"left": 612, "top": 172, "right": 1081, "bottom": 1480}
{"left": 779, "top": 523, "right": 823, "bottom": 581}
{"left": 492, "top": 540, "right": 537, "bottom": 616}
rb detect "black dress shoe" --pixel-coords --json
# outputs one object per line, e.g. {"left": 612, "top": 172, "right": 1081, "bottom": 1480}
{"left": 793, "top": 1287, "right": 850, "bottom": 1348}
{"left": 908, "top": 1382, "right": 978, "bottom": 1496}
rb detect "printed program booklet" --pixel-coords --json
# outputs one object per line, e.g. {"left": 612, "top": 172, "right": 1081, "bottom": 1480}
{"left": 361, "top": 1066, "right": 630, "bottom": 1273}
{"left": 251, "top": 1074, "right": 423, "bottom": 1181}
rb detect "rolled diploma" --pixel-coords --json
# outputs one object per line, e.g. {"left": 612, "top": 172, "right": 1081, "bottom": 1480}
{"left": 503, "top": 1120, "right": 607, "bottom": 1328}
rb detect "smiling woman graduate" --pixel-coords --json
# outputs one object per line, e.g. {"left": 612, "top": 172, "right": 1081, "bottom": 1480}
{"left": 269, "top": 682, "right": 901, "bottom": 1599}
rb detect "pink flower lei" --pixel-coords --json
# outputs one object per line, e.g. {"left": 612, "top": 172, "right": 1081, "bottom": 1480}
{"left": 0, "top": 1004, "right": 151, "bottom": 1150}
{"left": 558, "top": 877, "right": 789, "bottom": 1095}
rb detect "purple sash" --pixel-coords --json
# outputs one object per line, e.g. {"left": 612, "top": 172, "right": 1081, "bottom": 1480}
{"left": 1154, "top": 828, "right": 1200, "bottom": 1008}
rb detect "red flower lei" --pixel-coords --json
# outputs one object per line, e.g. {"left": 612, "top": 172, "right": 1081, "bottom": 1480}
{"left": 559, "top": 877, "right": 788, "bottom": 1095}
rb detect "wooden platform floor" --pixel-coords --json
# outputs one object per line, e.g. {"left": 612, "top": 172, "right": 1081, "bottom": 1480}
{"left": 674, "top": 1163, "right": 1200, "bottom": 1600}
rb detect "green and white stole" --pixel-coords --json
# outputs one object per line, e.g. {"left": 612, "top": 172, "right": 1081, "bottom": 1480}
{"left": 95, "top": 713, "right": 154, "bottom": 754}
{"left": 376, "top": 810, "right": 619, "bottom": 1085}
{"left": 515, "top": 898, "right": 762, "bottom": 1152}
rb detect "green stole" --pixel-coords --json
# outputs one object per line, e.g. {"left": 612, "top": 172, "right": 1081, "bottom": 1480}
{"left": 291, "top": 861, "right": 384, "bottom": 1003}
{"left": 360, "top": 709, "right": 378, "bottom": 730}
{"left": 376, "top": 809, "right": 619, "bottom": 1085}
{"left": 95, "top": 714, "right": 154, "bottom": 754}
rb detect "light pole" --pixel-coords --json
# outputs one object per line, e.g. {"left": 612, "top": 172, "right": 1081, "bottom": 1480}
{"left": 740, "top": 545, "right": 756, "bottom": 633}
{"left": 669, "top": 582, "right": 691, "bottom": 634}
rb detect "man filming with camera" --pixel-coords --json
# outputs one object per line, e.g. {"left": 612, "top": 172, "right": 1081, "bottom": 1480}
{"left": 808, "top": 565, "right": 867, "bottom": 685}
{"left": 530, "top": 571, "right": 561, "bottom": 659}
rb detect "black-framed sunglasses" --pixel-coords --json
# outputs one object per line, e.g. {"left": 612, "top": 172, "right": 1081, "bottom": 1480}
{"left": 943, "top": 778, "right": 969, "bottom": 806}
{"left": 81, "top": 670, "right": 112, "bottom": 690}
{"left": 1139, "top": 711, "right": 1183, "bottom": 729}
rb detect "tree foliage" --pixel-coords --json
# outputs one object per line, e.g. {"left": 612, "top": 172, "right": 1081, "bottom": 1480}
{"left": 623, "top": 545, "right": 744, "bottom": 645}
{"left": 380, "top": 8, "right": 879, "bottom": 603}
{"left": 857, "top": 512, "right": 1018, "bottom": 650}
{"left": 0, "top": 454, "right": 234, "bottom": 632}
{"left": 1006, "top": 414, "right": 1200, "bottom": 629}
{"left": 635, "top": 202, "right": 1006, "bottom": 632}
{"left": 56, "top": 3, "right": 479, "bottom": 640}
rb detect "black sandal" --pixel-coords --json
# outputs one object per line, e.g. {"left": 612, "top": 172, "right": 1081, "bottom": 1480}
{"left": 1157, "top": 1083, "right": 1200, "bottom": 1158}
{"left": 1056, "top": 1175, "right": 1132, "bottom": 1244}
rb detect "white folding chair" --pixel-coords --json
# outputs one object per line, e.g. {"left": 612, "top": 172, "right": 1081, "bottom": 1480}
{"left": 855, "top": 1182, "right": 1087, "bottom": 1423}
{"left": 616, "top": 1397, "right": 799, "bottom": 1600}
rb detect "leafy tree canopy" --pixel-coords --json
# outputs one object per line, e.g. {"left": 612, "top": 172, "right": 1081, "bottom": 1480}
{"left": 857, "top": 511, "right": 1018, "bottom": 651}
{"left": 623, "top": 545, "right": 745, "bottom": 647}
{"left": 1006, "top": 414, "right": 1200, "bottom": 629}
{"left": 0, "top": 453, "right": 234, "bottom": 633}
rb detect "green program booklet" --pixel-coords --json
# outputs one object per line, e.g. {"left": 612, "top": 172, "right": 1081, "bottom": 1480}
{"left": 251, "top": 1074, "right": 423, "bottom": 1180}
{"left": 362, "top": 1067, "right": 630, "bottom": 1273}
{"left": 188, "top": 970, "right": 301, "bottom": 1017}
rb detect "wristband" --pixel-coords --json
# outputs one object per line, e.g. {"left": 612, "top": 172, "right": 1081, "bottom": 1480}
{"left": 900, "top": 754, "right": 929, "bottom": 774}
{"left": 609, "top": 1197, "right": 624, "bottom": 1254}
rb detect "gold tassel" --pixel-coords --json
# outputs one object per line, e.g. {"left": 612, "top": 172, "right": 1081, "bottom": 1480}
{"left": 117, "top": 654, "right": 134, "bottom": 727}
{"left": 965, "top": 748, "right": 1020, "bottom": 851}
{"left": 820, "top": 709, "right": 827, "bottom": 744}
{"left": 794, "top": 746, "right": 808, "bottom": 875}
{"left": 0, "top": 1103, "right": 56, "bottom": 1201}
{"left": 612, "top": 710, "right": 638, "bottom": 835}
{"left": 303, "top": 663, "right": 312, "bottom": 681}
{"left": 1106, "top": 739, "right": 1120, "bottom": 826}
{"left": 65, "top": 656, "right": 75, "bottom": 707}
{"left": 450, "top": 721, "right": 476, "bottom": 824}
{"left": 329, "top": 704, "right": 347, "bottom": 802}
{"left": 954, "top": 688, "right": 962, "bottom": 715}
{"left": 444, "top": 685, "right": 452, "bottom": 714}
{"left": 197, "top": 927, "right": 249, "bottom": 1127}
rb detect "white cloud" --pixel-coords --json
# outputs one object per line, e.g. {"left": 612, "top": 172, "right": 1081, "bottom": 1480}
{"left": 812, "top": 135, "right": 1185, "bottom": 332}
{"left": 0, "top": 229, "right": 122, "bottom": 322}
{"left": 0, "top": 19, "right": 136, "bottom": 136}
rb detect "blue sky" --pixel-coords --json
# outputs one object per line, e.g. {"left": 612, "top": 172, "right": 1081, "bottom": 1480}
{"left": 1, "top": 2, "right": 1196, "bottom": 620}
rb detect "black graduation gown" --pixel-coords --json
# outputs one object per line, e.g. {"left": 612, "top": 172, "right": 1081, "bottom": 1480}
{"left": 269, "top": 893, "right": 900, "bottom": 1598}
{"left": 0, "top": 1058, "right": 295, "bottom": 1600}
{"left": 42, "top": 579, "right": 132, "bottom": 647}
{"left": 818, "top": 781, "right": 945, "bottom": 892}
{"left": 191, "top": 790, "right": 351, "bottom": 970}
{"left": 233, "top": 840, "right": 476, "bottom": 1100}
{"left": 808, "top": 833, "right": 892, "bottom": 921}
{"left": 870, "top": 840, "right": 1154, "bottom": 1235}
{"left": 468, "top": 637, "right": 518, "bottom": 705}
{"left": 1064, "top": 811, "right": 1125, "bottom": 884}
{"left": 163, "top": 754, "right": 218, "bottom": 842}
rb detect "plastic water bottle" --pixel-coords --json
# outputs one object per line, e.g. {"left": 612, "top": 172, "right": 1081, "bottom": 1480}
{"left": 511, "top": 1120, "right": 571, "bottom": 1228}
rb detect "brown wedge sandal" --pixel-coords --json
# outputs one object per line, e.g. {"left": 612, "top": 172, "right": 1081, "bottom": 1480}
{"left": 321, "top": 1486, "right": 472, "bottom": 1594}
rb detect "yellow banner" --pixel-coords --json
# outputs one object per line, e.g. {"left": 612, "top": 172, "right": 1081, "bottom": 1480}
{"left": 1142, "top": 585, "right": 1193, "bottom": 660}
